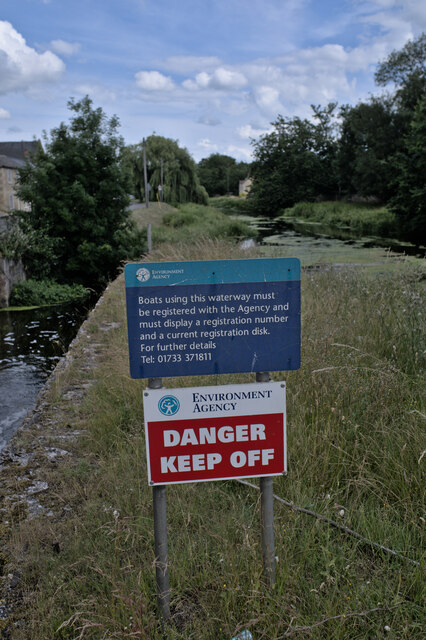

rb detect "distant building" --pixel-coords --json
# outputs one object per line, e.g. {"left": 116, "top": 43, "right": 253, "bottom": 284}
{"left": 239, "top": 177, "right": 252, "bottom": 197}
{"left": 0, "top": 141, "right": 40, "bottom": 216}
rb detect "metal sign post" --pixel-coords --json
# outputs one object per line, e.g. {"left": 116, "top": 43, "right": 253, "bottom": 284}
{"left": 148, "top": 377, "right": 171, "bottom": 622}
{"left": 124, "top": 258, "right": 300, "bottom": 620}
{"left": 256, "top": 371, "right": 276, "bottom": 588}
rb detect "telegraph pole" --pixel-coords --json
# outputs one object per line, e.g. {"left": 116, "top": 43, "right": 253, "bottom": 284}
{"left": 143, "top": 138, "right": 149, "bottom": 208}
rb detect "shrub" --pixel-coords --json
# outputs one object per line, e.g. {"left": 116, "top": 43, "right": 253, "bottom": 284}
{"left": 10, "top": 279, "right": 89, "bottom": 307}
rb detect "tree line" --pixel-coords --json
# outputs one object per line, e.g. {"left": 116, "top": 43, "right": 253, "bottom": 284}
{"left": 249, "top": 33, "right": 426, "bottom": 239}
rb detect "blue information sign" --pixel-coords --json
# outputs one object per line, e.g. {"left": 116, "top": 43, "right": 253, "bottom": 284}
{"left": 125, "top": 258, "right": 300, "bottom": 378}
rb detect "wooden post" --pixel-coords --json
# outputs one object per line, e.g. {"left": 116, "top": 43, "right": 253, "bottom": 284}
{"left": 256, "top": 371, "right": 276, "bottom": 587}
{"left": 149, "top": 377, "right": 171, "bottom": 621}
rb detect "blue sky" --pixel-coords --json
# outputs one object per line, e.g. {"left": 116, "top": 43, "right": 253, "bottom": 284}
{"left": 1, "top": 0, "right": 425, "bottom": 161}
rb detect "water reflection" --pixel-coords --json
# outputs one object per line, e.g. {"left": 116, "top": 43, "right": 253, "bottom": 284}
{"left": 0, "top": 302, "right": 90, "bottom": 450}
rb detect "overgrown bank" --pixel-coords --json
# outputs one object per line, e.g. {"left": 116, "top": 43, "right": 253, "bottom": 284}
{"left": 0, "top": 231, "right": 424, "bottom": 638}
{"left": 281, "top": 201, "right": 399, "bottom": 238}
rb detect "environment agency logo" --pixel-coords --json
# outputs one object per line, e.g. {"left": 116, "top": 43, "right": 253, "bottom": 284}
{"left": 136, "top": 267, "right": 151, "bottom": 282}
{"left": 158, "top": 395, "right": 180, "bottom": 416}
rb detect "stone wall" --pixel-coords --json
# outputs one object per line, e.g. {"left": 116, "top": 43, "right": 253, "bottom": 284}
{"left": 0, "top": 257, "right": 26, "bottom": 307}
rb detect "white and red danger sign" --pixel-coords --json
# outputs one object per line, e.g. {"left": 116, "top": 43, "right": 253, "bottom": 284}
{"left": 143, "top": 381, "right": 286, "bottom": 485}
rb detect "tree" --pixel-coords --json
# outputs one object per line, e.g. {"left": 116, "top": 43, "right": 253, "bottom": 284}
{"left": 123, "top": 135, "right": 208, "bottom": 205}
{"left": 337, "top": 97, "right": 405, "bottom": 201}
{"left": 373, "top": 33, "right": 426, "bottom": 234}
{"left": 375, "top": 32, "right": 426, "bottom": 112}
{"left": 249, "top": 105, "right": 339, "bottom": 215}
{"left": 197, "top": 154, "right": 250, "bottom": 196}
{"left": 390, "top": 94, "right": 426, "bottom": 238}
{"left": 17, "top": 97, "right": 141, "bottom": 287}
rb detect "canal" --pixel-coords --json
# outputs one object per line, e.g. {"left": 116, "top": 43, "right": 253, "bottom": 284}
{"left": 0, "top": 301, "right": 92, "bottom": 451}
{"left": 0, "top": 217, "right": 423, "bottom": 451}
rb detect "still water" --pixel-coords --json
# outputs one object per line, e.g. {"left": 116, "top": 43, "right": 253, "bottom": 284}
{"left": 0, "top": 302, "right": 90, "bottom": 450}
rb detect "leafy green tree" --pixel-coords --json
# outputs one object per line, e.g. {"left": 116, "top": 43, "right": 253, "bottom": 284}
{"left": 197, "top": 154, "right": 250, "bottom": 196}
{"left": 375, "top": 32, "right": 426, "bottom": 112}
{"left": 249, "top": 105, "right": 339, "bottom": 215}
{"left": 123, "top": 135, "right": 208, "bottom": 205}
{"left": 372, "top": 32, "right": 426, "bottom": 234}
{"left": 17, "top": 97, "right": 142, "bottom": 287}
{"left": 337, "top": 97, "right": 405, "bottom": 201}
{"left": 390, "top": 95, "right": 426, "bottom": 238}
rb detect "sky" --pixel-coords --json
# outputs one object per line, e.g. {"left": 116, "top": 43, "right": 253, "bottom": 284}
{"left": 1, "top": 1, "right": 425, "bottom": 162}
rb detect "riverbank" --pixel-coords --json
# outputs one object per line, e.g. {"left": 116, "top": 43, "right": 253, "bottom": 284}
{"left": 0, "top": 232, "right": 424, "bottom": 638}
{"left": 282, "top": 201, "right": 399, "bottom": 238}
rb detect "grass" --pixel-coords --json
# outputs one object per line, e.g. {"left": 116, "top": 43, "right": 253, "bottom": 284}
{"left": 130, "top": 201, "right": 256, "bottom": 246}
{"left": 1, "top": 209, "right": 424, "bottom": 639}
{"left": 282, "top": 202, "right": 398, "bottom": 237}
{"left": 130, "top": 201, "right": 179, "bottom": 230}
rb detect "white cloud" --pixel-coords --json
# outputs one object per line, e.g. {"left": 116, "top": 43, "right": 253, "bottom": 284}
{"left": 0, "top": 21, "right": 65, "bottom": 95}
{"left": 237, "top": 123, "right": 272, "bottom": 139}
{"left": 226, "top": 145, "right": 253, "bottom": 161}
{"left": 197, "top": 138, "right": 218, "bottom": 151}
{"left": 135, "top": 70, "right": 175, "bottom": 91}
{"left": 184, "top": 67, "right": 248, "bottom": 91}
{"left": 0, "top": 107, "right": 10, "bottom": 118}
{"left": 210, "top": 68, "right": 247, "bottom": 90}
{"left": 49, "top": 40, "right": 81, "bottom": 57}
{"left": 253, "top": 86, "right": 283, "bottom": 115}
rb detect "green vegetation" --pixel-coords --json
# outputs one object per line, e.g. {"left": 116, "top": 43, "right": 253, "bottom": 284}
{"left": 130, "top": 201, "right": 179, "bottom": 230}
{"left": 122, "top": 135, "right": 208, "bottom": 206}
{"left": 16, "top": 96, "right": 145, "bottom": 288}
{"left": 128, "top": 201, "right": 256, "bottom": 246}
{"left": 208, "top": 196, "right": 255, "bottom": 215}
{"left": 9, "top": 279, "right": 89, "bottom": 307}
{"left": 0, "top": 218, "right": 32, "bottom": 261}
{"left": 150, "top": 202, "right": 256, "bottom": 245}
{"left": 249, "top": 34, "right": 426, "bottom": 237}
{"left": 250, "top": 104, "right": 338, "bottom": 215}
{"left": 197, "top": 154, "right": 250, "bottom": 196}
{"left": 282, "top": 201, "right": 397, "bottom": 237}
{"left": 3, "top": 206, "right": 424, "bottom": 639}
{"left": 390, "top": 94, "right": 426, "bottom": 238}
{"left": 337, "top": 96, "right": 404, "bottom": 203}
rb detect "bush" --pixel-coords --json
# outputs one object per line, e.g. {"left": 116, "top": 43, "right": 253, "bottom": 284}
{"left": 208, "top": 197, "right": 255, "bottom": 215}
{"left": 10, "top": 279, "right": 89, "bottom": 307}
{"left": 0, "top": 218, "right": 31, "bottom": 260}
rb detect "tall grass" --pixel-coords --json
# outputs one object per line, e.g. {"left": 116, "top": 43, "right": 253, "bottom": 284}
{"left": 283, "top": 201, "right": 397, "bottom": 237}
{"left": 153, "top": 203, "right": 256, "bottom": 245}
{"left": 5, "top": 234, "right": 424, "bottom": 639}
